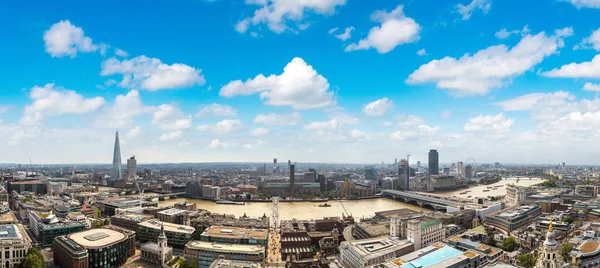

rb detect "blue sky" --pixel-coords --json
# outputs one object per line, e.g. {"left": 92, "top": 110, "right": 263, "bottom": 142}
{"left": 1, "top": 0, "right": 600, "bottom": 165}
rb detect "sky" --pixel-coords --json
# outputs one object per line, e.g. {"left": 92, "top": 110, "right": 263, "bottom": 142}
{"left": 2, "top": 0, "right": 600, "bottom": 165}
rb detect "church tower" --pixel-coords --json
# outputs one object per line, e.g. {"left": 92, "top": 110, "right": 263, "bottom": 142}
{"left": 537, "top": 221, "right": 564, "bottom": 268}
{"left": 158, "top": 223, "right": 168, "bottom": 267}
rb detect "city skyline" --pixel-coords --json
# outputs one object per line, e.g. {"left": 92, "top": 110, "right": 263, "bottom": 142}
{"left": 2, "top": 0, "right": 600, "bottom": 165}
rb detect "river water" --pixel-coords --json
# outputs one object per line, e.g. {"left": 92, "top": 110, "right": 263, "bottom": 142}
{"left": 98, "top": 177, "right": 543, "bottom": 221}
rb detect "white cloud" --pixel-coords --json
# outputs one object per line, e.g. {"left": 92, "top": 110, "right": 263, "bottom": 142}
{"left": 115, "top": 48, "right": 129, "bottom": 57}
{"left": 244, "top": 140, "right": 264, "bottom": 149}
{"left": 235, "top": 0, "right": 346, "bottom": 34}
{"left": 407, "top": 28, "right": 572, "bottom": 96}
{"left": 0, "top": 106, "right": 9, "bottom": 114}
{"left": 251, "top": 127, "right": 270, "bottom": 136}
{"left": 253, "top": 112, "right": 302, "bottom": 126}
{"left": 328, "top": 27, "right": 339, "bottom": 34}
{"left": 563, "top": 0, "right": 600, "bottom": 8}
{"left": 456, "top": 0, "right": 491, "bottom": 20}
{"left": 220, "top": 58, "right": 335, "bottom": 109}
{"left": 417, "top": 49, "right": 427, "bottom": 56}
{"left": 21, "top": 83, "right": 105, "bottom": 125}
{"left": 441, "top": 110, "right": 452, "bottom": 118}
{"left": 382, "top": 121, "right": 393, "bottom": 128}
{"left": 44, "top": 20, "right": 103, "bottom": 58}
{"left": 159, "top": 131, "right": 182, "bottom": 141}
{"left": 334, "top": 27, "right": 354, "bottom": 41}
{"left": 584, "top": 82, "right": 600, "bottom": 92}
{"left": 349, "top": 129, "right": 372, "bottom": 141}
{"left": 345, "top": 5, "right": 420, "bottom": 54}
{"left": 127, "top": 126, "right": 141, "bottom": 139}
{"left": 494, "top": 91, "right": 575, "bottom": 111}
{"left": 542, "top": 54, "right": 600, "bottom": 78}
{"left": 303, "top": 119, "right": 342, "bottom": 130}
{"left": 495, "top": 28, "right": 520, "bottom": 39}
{"left": 95, "top": 90, "right": 155, "bottom": 128}
{"left": 362, "top": 98, "right": 395, "bottom": 117}
{"left": 575, "top": 28, "right": 600, "bottom": 51}
{"left": 151, "top": 104, "right": 192, "bottom": 131}
{"left": 464, "top": 113, "right": 514, "bottom": 132}
{"left": 389, "top": 124, "right": 439, "bottom": 140}
{"left": 196, "top": 119, "right": 245, "bottom": 134}
{"left": 395, "top": 114, "right": 425, "bottom": 126}
{"left": 101, "top": 55, "right": 205, "bottom": 91}
{"left": 195, "top": 103, "right": 238, "bottom": 117}
{"left": 208, "top": 139, "right": 236, "bottom": 148}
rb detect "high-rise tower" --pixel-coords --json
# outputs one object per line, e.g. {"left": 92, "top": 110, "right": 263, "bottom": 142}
{"left": 428, "top": 149, "right": 439, "bottom": 175}
{"left": 111, "top": 131, "right": 123, "bottom": 180}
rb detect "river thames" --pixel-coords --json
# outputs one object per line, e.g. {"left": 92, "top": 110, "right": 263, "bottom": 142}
{"left": 99, "top": 177, "right": 544, "bottom": 221}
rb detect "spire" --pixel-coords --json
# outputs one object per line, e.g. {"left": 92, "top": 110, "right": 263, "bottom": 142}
{"left": 111, "top": 131, "right": 123, "bottom": 180}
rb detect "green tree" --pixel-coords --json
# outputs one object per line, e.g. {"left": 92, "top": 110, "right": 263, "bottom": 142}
{"left": 562, "top": 216, "right": 574, "bottom": 224}
{"left": 104, "top": 219, "right": 111, "bottom": 226}
{"left": 18, "top": 248, "right": 44, "bottom": 268}
{"left": 96, "top": 208, "right": 102, "bottom": 218}
{"left": 517, "top": 254, "right": 536, "bottom": 268}
{"left": 559, "top": 242, "right": 574, "bottom": 259}
{"left": 486, "top": 227, "right": 496, "bottom": 247}
{"left": 500, "top": 237, "right": 519, "bottom": 252}
{"left": 95, "top": 221, "right": 103, "bottom": 228}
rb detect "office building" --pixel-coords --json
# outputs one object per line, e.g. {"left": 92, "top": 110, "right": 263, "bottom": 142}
{"left": 53, "top": 227, "right": 136, "bottom": 268}
{"left": 200, "top": 226, "right": 268, "bottom": 247}
{"left": 184, "top": 241, "right": 265, "bottom": 268}
{"left": 202, "top": 185, "right": 221, "bottom": 200}
{"left": 111, "top": 131, "right": 123, "bottom": 180}
{"left": 141, "top": 224, "right": 173, "bottom": 267}
{"left": 381, "top": 177, "right": 398, "bottom": 191}
{"left": 465, "top": 165, "right": 473, "bottom": 179}
{"left": 111, "top": 213, "right": 153, "bottom": 233}
{"left": 0, "top": 224, "right": 31, "bottom": 268}
{"left": 456, "top": 161, "right": 464, "bottom": 178}
{"left": 157, "top": 208, "right": 190, "bottom": 225}
{"left": 98, "top": 198, "right": 142, "bottom": 217}
{"left": 485, "top": 205, "right": 542, "bottom": 233}
{"left": 7, "top": 181, "right": 48, "bottom": 195}
{"left": 301, "top": 171, "right": 316, "bottom": 183}
{"left": 210, "top": 260, "right": 262, "bottom": 268}
{"left": 186, "top": 181, "right": 203, "bottom": 198}
{"left": 570, "top": 240, "right": 600, "bottom": 267}
{"left": 28, "top": 211, "right": 86, "bottom": 247}
{"left": 428, "top": 149, "right": 439, "bottom": 175}
{"left": 443, "top": 167, "right": 450, "bottom": 175}
{"left": 137, "top": 220, "right": 195, "bottom": 248}
{"left": 365, "top": 166, "right": 378, "bottom": 182}
{"left": 407, "top": 218, "right": 445, "bottom": 250}
{"left": 174, "top": 202, "right": 197, "bottom": 211}
{"left": 263, "top": 182, "right": 320, "bottom": 196}
{"left": 397, "top": 159, "right": 409, "bottom": 190}
{"left": 387, "top": 244, "right": 483, "bottom": 268}
{"left": 339, "top": 237, "right": 414, "bottom": 268}
{"left": 505, "top": 185, "right": 528, "bottom": 206}
{"left": 127, "top": 156, "right": 137, "bottom": 179}
{"left": 416, "top": 161, "right": 421, "bottom": 169}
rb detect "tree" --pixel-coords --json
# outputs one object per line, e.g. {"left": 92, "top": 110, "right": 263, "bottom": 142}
{"left": 517, "top": 254, "right": 536, "bottom": 268}
{"left": 559, "top": 242, "right": 574, "bottom": 259}
{"left": 96, "top": 208, "right": 102, "bottom": 218}
{"left": 104, "top": 219, "right": 111, "bottom": 226}
{"left": 19, "top": 248, "right": 44, "bottom": 268}
{"left": 562, "top": 216, "right": 574, "bottom": 224}
{"left": 500, "top": 237, "right": 519, "bottom": 252}
{"left": 95, "top": 221, "right": 103, "bottom": 228}
{"left": 485, "top": 227, "right": 496, "bottom": 247}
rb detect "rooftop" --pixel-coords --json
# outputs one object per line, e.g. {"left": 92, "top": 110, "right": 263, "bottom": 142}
{"left": 112, "top": 213, "right": 152, "bottom": 223}
{"left": 400, "top": 246, "right": 463, "bottom": 268}
{"left": 492, "top": 205, "right": 539, "bottom": 221}
{"left": 579, "top": 241, "right": 600, "bottom": 256}
{"left": 202, "top": 226, "right": 268, "bottom": 240}
{"left": 158, "top": 208, "right": 188, "bottom": 216}
{"left": 210, "top": 259, "right": 262, "bottom": 268}
{"left": 0, "top": 224, "right": 27, "bottom": 242}
{"left": 139, "top": 220, "right": 195, "bottom": 234}
{"left": 185, "top": 240, "right": 265, "bottom": 254}
{"left": 68, "top": 229, "right": 127, "bottom": 249}
{"left": 342, "top": 237, "right": 412, "bottom": 258}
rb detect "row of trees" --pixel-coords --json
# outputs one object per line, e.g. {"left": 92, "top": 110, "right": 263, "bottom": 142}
{"left": 17, "top": 248, "right": 44, "bottom": 268}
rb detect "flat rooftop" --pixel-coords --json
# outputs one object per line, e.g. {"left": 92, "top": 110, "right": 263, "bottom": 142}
{"left": 0, "top": 212, "right": 17, "bottom": 224}
{"left": 112, "top": 213, "right": 152, "bottom": 222}
{"left": 343, "top": 237, "right": 412, "bottom": 257}
{"left": 139, "top": 220, "right": 195, "bottom": 234}
{"left": 203, "top": 226, "right": 268, "bottom": 240}
{"left": 0, "top": 224, "right": 27, "bottom": 242}
{"left": 493, "top": 205, "right": 539, "bottom": 221}
{"left": 400, "top": 246, "right": 463, "bottom": 268}
{"left": 68, "top": 229, "right": 126, "bottom": 249}
{"left": 185, "top": 240, "right": 264, "bottom": 254}
{"left": 158, "top": 208, "right": 188, "bottom": 216}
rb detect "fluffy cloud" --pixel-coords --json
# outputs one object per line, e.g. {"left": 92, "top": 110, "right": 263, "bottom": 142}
{"left": 208, "top": 139, "right": 236, "bottom": 148}
{"left": 251, "top": 127, "right": 270, "bottom": 136}
{"left": 389, "top": 124, "right": 439, "bottom": 140}
{"left": 494, "top": 91, "right": 575, "bottom": 111}
{"left": 243, "top": 140, "right": 264, "bottom": 149}
{"left": 331, "top": 26, "right": 354, "bottom": 41}
{"left": 151, "top": 104, "right": 192, "bottom": 131}
{"left": 196, "top": 119, "right": 245, "bottom": 134}
{"left": 456, "top": 0, "right": 491, "bottom": 20}
{"left": 115, "top": 48, "right": 129, "bottom": 57}
{"left": 235, "top": 0, "right": 346, "bottom": 34}
{"left": 101, "top": 56, "right": 205, "bottom": 91}
{"left": 395, "top": 114, "right": 425, "bottom": 126}
{"left": 159, "top": 131, "right": 182, "bottom": 141}
{"left": 253, "top": 112, "right": 302, "bottom": 126}
{"left": 195, "top": 103, "right": 238, "bottom": 117}
{"left": 220, "top": 58, "right": 335, "bottom": 109}
{"left": 563, "top": 0, "right": 600, "bottom": 8}
{"left": 464, "top": 113, "right": 514, "bottom": 132}
{"left": 345, "top": 5, "right": 420, "bottom": 54}
{"left": 21, "top": 83, "right": 105, "bottom": 125}
{"left": 362, "top": 98, "right": 394, "bottom": 117}
{"left": 44, "top": 20, "right": 103, "bottom": 58}
{"left": 584, "top": 82, "right": 600, "bottom": 92}
{"left": 95, "top": 90, "right": 154, "bottom": 128}
{"left": 495, "top": 28, "right": 520, "bottom": 39}
{"left": 127, "top": 126, "right": 141, "bottom": 139}
{"left": 441, "top": 110, "right": 452, "bottom": 118}
{"left": 417, "top": 49, "right": 427, "bottom": 56}
{"left": 407, "top": 28, "right": 572, "bottom": 96}
{"left": 543, "top": 54, "right": 600, "bottom": 78}
{"left": 303, "top": 119, "right": 342, "bottom": 130}
{"left": 575, "top": 28, "right": 600, "bottom": 51}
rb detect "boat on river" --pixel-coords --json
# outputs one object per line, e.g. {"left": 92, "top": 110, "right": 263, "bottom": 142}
{"left": 216, "top": 200, "right": 245, "bottom": 205}
{"left": 318, "top": 203, "right": 331, "bottom": 207}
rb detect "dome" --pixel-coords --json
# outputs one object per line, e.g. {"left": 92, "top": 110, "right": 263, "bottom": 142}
{"left": 544, "top": 220, "right": 557, "bottom": 246}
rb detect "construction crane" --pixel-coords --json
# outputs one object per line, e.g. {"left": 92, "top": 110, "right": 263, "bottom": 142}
{"left": 134, "top": 176, "right": 144, "bottom": 194}
{"left": 403, "top": 146, "right": 411, "bottom": 166}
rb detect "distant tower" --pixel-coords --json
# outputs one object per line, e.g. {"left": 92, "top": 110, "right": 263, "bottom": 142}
{"left": 158, "top": 223, "right": 168, "bottom": 267}
{"left": 428, "top": 149, "right": 439, "bottom": 175}
{"left": 398, "top": 159, "right": 409, "bottom": 190}
{"left": 127, "top": 156, "right": 137, "bottom": 179}
{"left": 289, "top": 163, "right": 295, "bottom": 198}
{"left": 111, "top": 131, "right": 123, "bottom": 180}
{"left": 536, "top": 221, "right": 564, "bottom": 268}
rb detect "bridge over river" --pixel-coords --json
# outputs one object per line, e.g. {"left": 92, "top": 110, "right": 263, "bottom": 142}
{"left": 382, "top": 190, "right": 468, "bottom": 211}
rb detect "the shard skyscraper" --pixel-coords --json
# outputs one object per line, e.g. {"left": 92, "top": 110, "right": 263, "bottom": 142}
{"left": 111, "top": 131, "right": 123, "bottom": 180}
